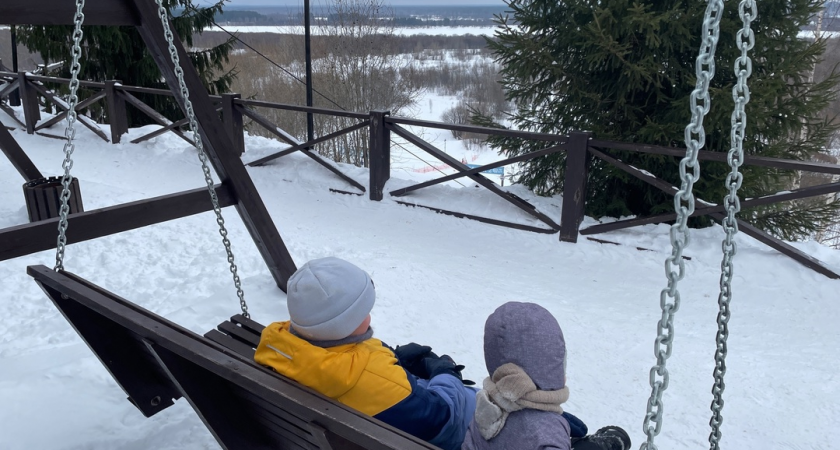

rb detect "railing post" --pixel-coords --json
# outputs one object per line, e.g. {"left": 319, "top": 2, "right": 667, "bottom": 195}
{"left": 104, "top": 80, "right": 128, "bottom": 144}
{"left": 559, "top": 131, "right": 592, "bottom": 243}
{"left": 222, "top": 93, "right": 244, "bottom": 156}
{"left": 18, "top": 72, "right": 40, "bottom": 134}
{"left": 369, "top": 109, "right": 391, "bottom": 201}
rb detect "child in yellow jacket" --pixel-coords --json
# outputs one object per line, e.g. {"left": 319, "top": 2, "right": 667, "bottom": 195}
{"left": 255, "top": 257, "right": 477, "bottom": 450}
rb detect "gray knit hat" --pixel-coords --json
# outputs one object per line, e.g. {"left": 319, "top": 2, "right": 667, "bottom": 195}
{"left": 286, "top": 257, "right": 375, "bottom": 341}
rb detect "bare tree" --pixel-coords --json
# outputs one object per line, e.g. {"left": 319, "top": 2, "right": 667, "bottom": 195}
{"left": 312, "top": 0, "right": 420, "bottom": 166}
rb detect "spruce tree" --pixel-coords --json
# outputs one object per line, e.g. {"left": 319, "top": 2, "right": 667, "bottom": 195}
{"left": 476, "top": 0, "right": 840, "bottom": 239}
{"left": 17, "top": 0, "right": 236, "bottom": 127}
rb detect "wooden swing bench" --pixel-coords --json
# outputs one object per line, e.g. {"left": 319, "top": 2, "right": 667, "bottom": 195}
{"left": 28, "top": 265, "right": 439, "bottom": 450}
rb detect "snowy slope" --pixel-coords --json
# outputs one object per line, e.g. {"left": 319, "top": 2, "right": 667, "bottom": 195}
{"left": 1, "top": 110, "right": 839, "bottom": 450}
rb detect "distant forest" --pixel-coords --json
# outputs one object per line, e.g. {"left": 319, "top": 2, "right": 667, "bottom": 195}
{"left": 214, "top": 5, "right": 506, "bottom": 26}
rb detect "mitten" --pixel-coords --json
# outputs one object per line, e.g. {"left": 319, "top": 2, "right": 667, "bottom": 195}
{"left": 424, "top": 355, "right": 476, "bottom": 385}
{"left": 394, "top": 343, "right": 435, "bottom": 378}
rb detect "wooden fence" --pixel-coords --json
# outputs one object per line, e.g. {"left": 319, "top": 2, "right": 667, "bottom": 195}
{"left": 2, "top": 71, "right": 840, "bottom": 278}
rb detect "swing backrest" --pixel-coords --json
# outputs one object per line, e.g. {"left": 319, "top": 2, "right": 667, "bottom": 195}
{"left": 28, "top": 265, "right": 440, "bottom": 450}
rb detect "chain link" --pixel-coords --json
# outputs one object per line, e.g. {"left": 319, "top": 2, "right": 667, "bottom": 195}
{"left": 54, "top": 0, "right": 86, "bottom": 272}
{"left": 709, "top": 1, "right": 756, "bottom": 449}
{"left": 154, "top": 0, "right": 249, "bottom": 318}
{"left": 640, "top": 1, "right": 725, "bottom": 448}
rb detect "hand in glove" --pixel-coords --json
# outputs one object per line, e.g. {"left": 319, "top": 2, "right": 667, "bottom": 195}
{"left": 424, "top": 354, "right": 476, "bottom": 386}
{"left": 394, "top": 342, "right": 437, "bottom": 379}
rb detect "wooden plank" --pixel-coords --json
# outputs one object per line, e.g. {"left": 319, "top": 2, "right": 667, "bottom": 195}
{"left": 27, "top": 81, "right": 110, "bottom": 142}
{"left": 236, "top": 98, "right": 368, "bottom": 120}
{"left": 205, "top": 329, "right": 257, "bottom": 359}
{"left": 714, "top": 215, "right": 840, "bottom": 279}
{"left": 105, "top": 81, "right": 128, "bottom": 144}
{"left": 26, "top": 266, "right": 441, "bottom": 450}
{"left": 0, "top": 103, "right": 26, "bottom": 127}
{"left": 131, "top": 106, "right": 223, "bottom": 144}
{"left": 581, "top": 181, "right": 840, "bottom": 235}
{"left": 368, "top": 110, "right": 390, "bottom": 201}
{"left": 389, "top": 123, "right": 560, "bottom": 230}
{"left": 389, "top": 143, "right": 567, "bottom": 197}
{"left": 231, "top": 314, "right": 267, "bottom": 335}
{"left": 222, "top": 94, "right": 245, "bottom": 156}
{"left": 0, "top": 184, "right": 236, "bottom": 262}
{"left": 248, "top": 120, "right": 370, "bottom": 167}
{"left": 18, "top": 73, "right": 40, "bottom": 134}
{"left": 394, "top": 200, "right": 556, "bottom": 234}
{"left": 0, "top": 125, "right": 43, "bottom": 181}
{"left": 241, "top": 106, "right": 300, "bottom": 146}
{"left": 0, "top": 80, "right": 20, "bottom": 99}
{"left": 588, "top": 148, "right": 840, "bottom": 279}
{"left": 386, "top": 116, "right": 567, "bottom": 142}
{"left": 145, "top": 341, "right": 279, "bottom": 450}
{"left": 558, "top": 132, "right": 592, "bottom": 243}
{"left": 119, "top": 90, "right": 195, "bottom": 146}
{"left": 132, "top": 4, "right": 298, "bottom": 289}
{"left": 34, "top": 90, "right": 108, "bottom": 131}
{"left": 589, "top": 139, "right": 840, "bottom": 176}
{"left": 585, "top": 237, "right": 691, "bottom": 260}
{"left": 0, "top": 0, "right": 140, "bottom": 26}
{"left": 241, "top": 107, "right": 365, "bottom": 192}
{"left": 218, "top": 321, "right": 260, "bottom": 348}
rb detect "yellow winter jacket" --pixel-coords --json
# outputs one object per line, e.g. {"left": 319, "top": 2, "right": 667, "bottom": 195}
{"left": 254, "top": 321, "right": 412, "bottom": 415}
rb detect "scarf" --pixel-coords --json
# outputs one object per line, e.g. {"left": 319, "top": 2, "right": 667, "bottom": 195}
{"left": 474, "top": 362, "right": 569, "bottom": 440}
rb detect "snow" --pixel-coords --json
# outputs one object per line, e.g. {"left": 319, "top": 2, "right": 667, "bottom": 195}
{"left": 2, "top": 106, "right": 840, "bottom": 450}
{"left": 207, "top": 25, "right": 498, "bottom": 36}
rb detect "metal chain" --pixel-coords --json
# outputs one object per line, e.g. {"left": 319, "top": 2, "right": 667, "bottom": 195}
{"left": 54, "top": 0, "right": 86, "bottom": 272}
{"left": 154, "top": 0, "right": 249, "bottom": 318}
{"left": 640, "top": 1, "right": 725, "bottom": 449}
{"left": 709, "top": 1, "right": 756, "bottom": 449}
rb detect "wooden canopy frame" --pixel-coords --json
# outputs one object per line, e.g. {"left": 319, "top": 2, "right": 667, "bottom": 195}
{"left": 1, "top": 3, "right": 444, "bottom": 449}
{"left": 0, "top": 0, "right": 297, "bottom": 287}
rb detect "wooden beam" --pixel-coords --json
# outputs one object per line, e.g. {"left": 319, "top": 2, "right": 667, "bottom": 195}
{"left": 241, "top": 106, "right": 366, "bottom": 191}
{"left": 131, "top": 106, "right": 223, "bottom": 144}
{"left": 389, "top": 123, "right": 560, "bottom": 230}
{"left": 0, "top": 0, "right": 140, "bottom": 26}
{"left": 247, "top": 120, "right": 370, "bottom": 167}
{"left": 0, "top": 185, "right": 236, "bottom": 262}
{"left": 389, "top": 143, "right": 567, "bottom": 197}
{"left": 716, "top": 215, "right": 840, "bottom": 280}
{"left": 119, "top": 90, "right": 194, "bottom": 146}
{"left": 34, "top": 90, "right": 108, "bottom": 132}
{"left": 588, "top": 147, "right": 840, "bottom": 279}
{"left": 27, "top": 81, "right": 109, "bottom": 142}
{"left": 0, "top": 124, "right": 43, "bottom": 181}
{"left": 394, "top": 200, "right": 557, "bottom": 234}
{"left": 559, "top": 132, "right": 591, "bottom": 243}
{"left": 589, "top": 139, "right": 840, "bottom": 176}
{"left": 132, "top": 1, "right": 297, "bottom": 288}
{"left": 582, "top": 181, "right": 840, "bottom": 235}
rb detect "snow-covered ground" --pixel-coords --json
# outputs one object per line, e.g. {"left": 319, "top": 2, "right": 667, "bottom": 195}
{"left": 1, "top": 105, "right": 840, "bottom": 450}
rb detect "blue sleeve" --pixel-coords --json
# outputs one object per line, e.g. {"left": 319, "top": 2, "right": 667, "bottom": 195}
{"left": 421, "top": 374, "right": 478, "bottom": 450}
{"left": 562, "top": 411, "right": 588, "bottom": 438}
{"left": 374, "top": 371, "right": 477, "bottom": 450}
{"left": 374, "top": 370, "right": 451, "bottom": 441}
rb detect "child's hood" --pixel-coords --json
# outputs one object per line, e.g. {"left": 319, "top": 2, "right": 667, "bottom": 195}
{"left": 482, "top": 301, "right": 566, "bottom": 390}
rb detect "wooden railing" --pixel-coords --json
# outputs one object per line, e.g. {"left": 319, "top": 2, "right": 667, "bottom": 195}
{"left": 2, "top": 71, "right": 839, "bottom": 278}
